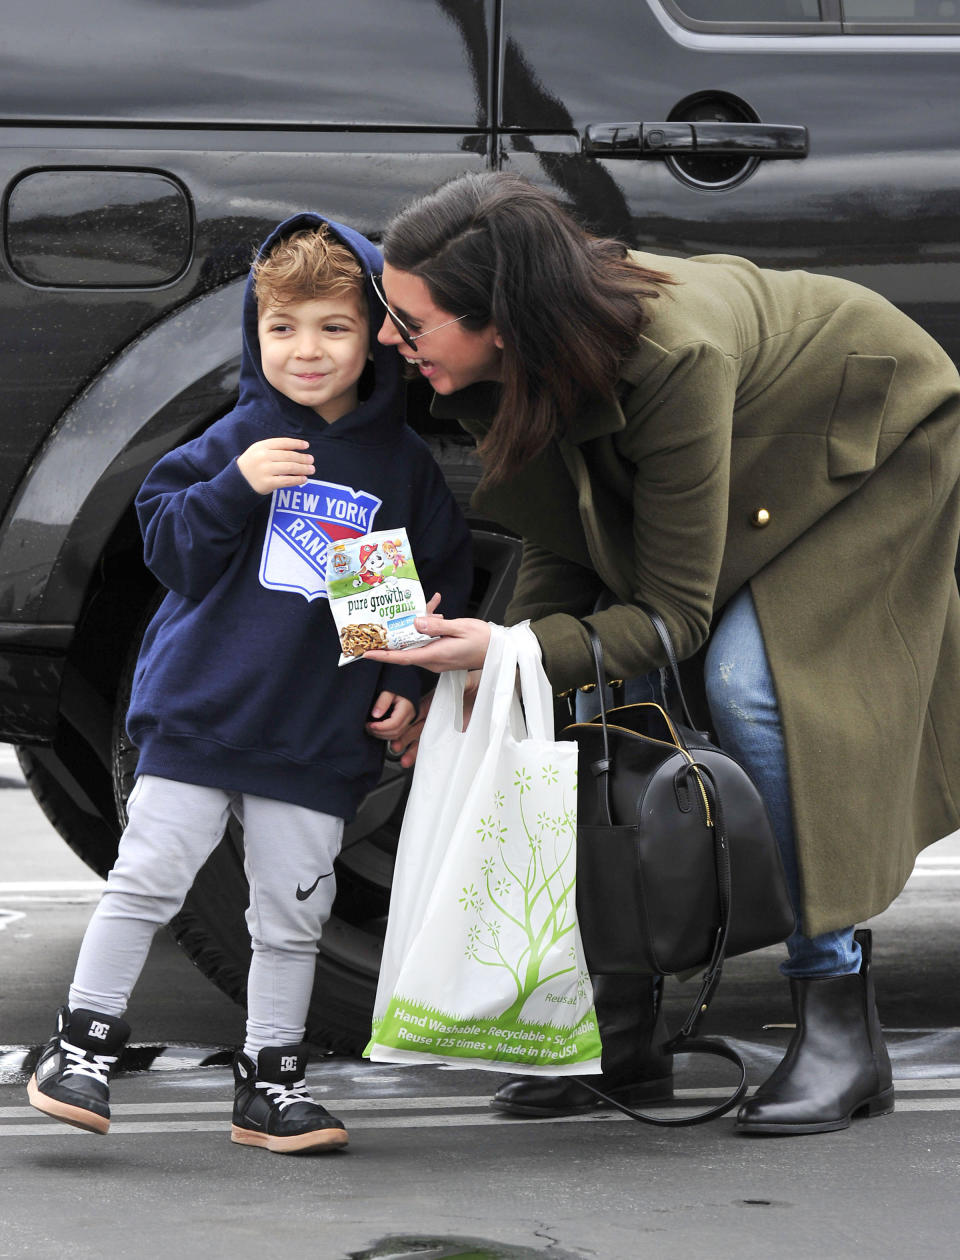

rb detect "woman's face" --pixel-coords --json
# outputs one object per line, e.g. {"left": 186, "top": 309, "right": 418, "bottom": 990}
{"left": 376, "top": 262, "right": 503, "bottom": 395}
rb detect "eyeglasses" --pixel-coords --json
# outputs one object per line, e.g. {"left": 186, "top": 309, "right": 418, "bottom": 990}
{"left": 370, "top": 273, "right": 467, "bottom": 352}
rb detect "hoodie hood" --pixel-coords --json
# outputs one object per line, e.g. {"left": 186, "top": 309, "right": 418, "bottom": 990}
{"left": 237, "top": 211, "right": 402, "bottom": 441}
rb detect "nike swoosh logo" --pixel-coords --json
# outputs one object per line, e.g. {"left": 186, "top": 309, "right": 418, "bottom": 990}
{"left": 295, "top": 871, "right": 334, "bottom": 901}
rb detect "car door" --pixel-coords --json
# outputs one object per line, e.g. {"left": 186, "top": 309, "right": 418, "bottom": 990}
{"left": 498, "top": 0, "right": 960, "bottom": 363}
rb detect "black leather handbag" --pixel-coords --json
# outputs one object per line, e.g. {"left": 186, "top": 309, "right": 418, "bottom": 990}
{"left": 560, "top": 605, "right": 796, "bottom": 1125}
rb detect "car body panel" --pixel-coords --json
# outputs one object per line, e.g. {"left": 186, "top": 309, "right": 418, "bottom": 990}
{"left": 3, "top": 0, "right": 959, "bottom": 1052}
{"left": 501, "top": 0, "right": 960, "bottom": 359}
{"left": 1, "top": 0, "right": 959, "bottom": 739}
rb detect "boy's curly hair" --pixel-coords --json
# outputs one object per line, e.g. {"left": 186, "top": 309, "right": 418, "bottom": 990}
{"left": 253, "top": 225, "right": 365, "bottom": 313}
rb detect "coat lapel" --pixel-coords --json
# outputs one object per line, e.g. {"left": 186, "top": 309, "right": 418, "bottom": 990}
{"left": 557, "top": 392, "right": 634, "bottom": 599}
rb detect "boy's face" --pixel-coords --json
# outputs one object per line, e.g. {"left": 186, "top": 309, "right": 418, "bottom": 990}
{"left": 257, "top": 291, "right": 369, "bottom": 423}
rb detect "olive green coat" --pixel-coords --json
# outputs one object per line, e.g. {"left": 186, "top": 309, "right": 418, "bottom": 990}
{"left": 433, "top": 252, "right": 960, "bottom": 935}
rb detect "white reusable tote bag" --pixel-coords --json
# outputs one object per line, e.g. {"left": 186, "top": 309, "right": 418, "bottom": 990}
{"left": 365, "top": 622, "right": 601, "bottom": 1074}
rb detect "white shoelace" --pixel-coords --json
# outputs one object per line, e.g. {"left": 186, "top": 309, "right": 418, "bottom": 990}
{"left": 256, "top": 1077, "right": 313, "bottom": 1111}
{"left": 60, "top": 1039, "right": 118, "bottom": 1086}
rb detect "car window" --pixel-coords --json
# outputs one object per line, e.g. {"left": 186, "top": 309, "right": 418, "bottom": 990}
{"left": 844, "top": 0, "right": 960, "bottom": 19}
{"left": 0, "top": 0, "right": 488, "bottom": 127}
{"left": 671, "top": 1, "right": 821, "bottom": 19}
{"left": 666, "top": 0, "right": 960, "bottom": 28}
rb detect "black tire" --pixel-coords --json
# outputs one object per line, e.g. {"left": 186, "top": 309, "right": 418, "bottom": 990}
{"left": 99, "top": 440, "right": 521, "bottom": 1054}
{"left": 17, "top": 744, "right": 120, "bottom": 881}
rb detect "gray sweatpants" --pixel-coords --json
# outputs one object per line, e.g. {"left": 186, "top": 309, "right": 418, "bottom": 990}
{"left": 69, "top": 775, "right": 343, "bottom": 1057}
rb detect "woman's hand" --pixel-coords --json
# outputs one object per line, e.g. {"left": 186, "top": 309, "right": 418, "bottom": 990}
{"left": 363, "top": 615, "right": 492, "bottom": 673}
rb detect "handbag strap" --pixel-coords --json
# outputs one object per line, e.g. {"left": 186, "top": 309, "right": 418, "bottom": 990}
{"left": 580, "top": 625, "right": 745, "bottom": 1125}
{"left": 667, "top": 761, "right": 732, "bottom": 1043}
{"left": 586, "top": 630, "right": 616, "bottom": 827}
{"left": 572, "top": 1035, "right": 747, "bottom": 1127}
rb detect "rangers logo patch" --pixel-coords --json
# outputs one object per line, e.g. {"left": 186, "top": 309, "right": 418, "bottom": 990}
{"left": 259, "top": 479, "right": 382, "bottom": 601}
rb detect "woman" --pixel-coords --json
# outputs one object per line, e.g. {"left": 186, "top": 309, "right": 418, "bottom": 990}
{"left": 363, "top": 171, "right": 960, "bottom": 1135}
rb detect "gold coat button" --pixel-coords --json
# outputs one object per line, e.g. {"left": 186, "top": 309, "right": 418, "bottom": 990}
{"left": 751, "top": 508, "right": 771, "bottom": 528}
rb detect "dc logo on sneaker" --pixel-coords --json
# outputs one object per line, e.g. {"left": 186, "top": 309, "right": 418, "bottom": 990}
{"left": 89, "top": 1021, "right": 110, "bottom": 1040}
{"left": 280, "top": 1056, "right": 298, "bottom": 1074}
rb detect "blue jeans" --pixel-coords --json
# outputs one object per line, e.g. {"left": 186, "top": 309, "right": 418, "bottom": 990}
{"left": 579, "top": 588, "right": 860, "bottom": 979}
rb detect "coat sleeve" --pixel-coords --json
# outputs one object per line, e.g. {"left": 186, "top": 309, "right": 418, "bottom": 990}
{"left": 529, "top": 341, "right": 737, "bottom": 692}
{"left": 505, "top": 541, "right": 603, "bottom": 626}
{"left": 136, "top": 442, "right": 264, "bottom": 601}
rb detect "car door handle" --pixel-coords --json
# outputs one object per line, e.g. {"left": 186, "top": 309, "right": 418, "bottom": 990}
{"left": 583, "top": 121, "right": 808, "bottom": 159}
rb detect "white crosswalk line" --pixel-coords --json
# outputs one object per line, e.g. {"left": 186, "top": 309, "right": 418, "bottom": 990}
{"left": 0, "top": 881, "right": 104, "bottom": 892}
{"left": 1, "top": 1096, "right": 492, "bottom": 1119}
{"left": 0, "top": 879, "right": 105, "bottom": 905}
{"left": 5, "top": 1079, "right": 960, "bottom": 1137}
{"left": 6, "top": 1096, "right": 960, "bottom": 1138}
{"left": 5, "top": 1078, "right": 960, "bottom": 1122}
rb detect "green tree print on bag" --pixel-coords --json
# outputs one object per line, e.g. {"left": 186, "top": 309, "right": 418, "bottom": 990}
{"left": 460, "top": 769, "right": 585, "bottom": 1026}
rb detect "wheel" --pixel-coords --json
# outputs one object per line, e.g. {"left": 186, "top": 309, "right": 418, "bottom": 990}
{"left": 101, "top": 439, "right": 521, "bottom": 1054}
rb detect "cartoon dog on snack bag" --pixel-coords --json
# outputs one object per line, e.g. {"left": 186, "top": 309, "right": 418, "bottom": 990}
{"left": 352, "top": 542, "right": 387, "bottom": 588}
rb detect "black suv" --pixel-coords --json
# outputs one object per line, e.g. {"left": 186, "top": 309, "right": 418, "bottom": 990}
{"left": 3, "top": 0, "right": 959, "bottom": 1053}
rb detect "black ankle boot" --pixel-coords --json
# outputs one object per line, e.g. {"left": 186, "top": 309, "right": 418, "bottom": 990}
{"left": 490, "top": 974, "right": 674, "bottom": 1117}
{"left": 27, "top": 1006, "right": 130, "bottom": 1134}
{"left": 736, "top": 928, "right": 894, "bottom": 1135}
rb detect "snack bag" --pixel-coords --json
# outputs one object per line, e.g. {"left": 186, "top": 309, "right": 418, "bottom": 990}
{"left": 325, "top": 528, "right": 430, "bottom": 665}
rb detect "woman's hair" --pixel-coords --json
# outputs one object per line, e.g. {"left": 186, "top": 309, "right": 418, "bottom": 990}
{"left": 382, "top": 172, "right": 673, "bottom": 485}
{"left": 253, "top": 226, "right": 364, "bottom": 314}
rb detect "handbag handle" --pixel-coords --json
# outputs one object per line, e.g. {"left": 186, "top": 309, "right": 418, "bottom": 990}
{"left": 580, "top": 623, "right": 746, "bottom": 1126}
{"left": 584, "top": 616, "right": 696, "bottom": 828}
{"left": 635, "top": 601, "right": 698, "bottom": 731}
{"left": 589, "top": 595, "right": 699, "bottom": 730}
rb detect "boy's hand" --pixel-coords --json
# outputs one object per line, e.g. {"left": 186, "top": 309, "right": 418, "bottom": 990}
{"left": 385, "top": 692, "right": 433, "bottom": 768}
{"left": 236, "top": 437, "right": 315, "bottom": 494}
{"left": 386, "top": 669, "right": 482, "bottom": 767}
{"left": 366, "top": 691, "right": 417, "bottom": 742}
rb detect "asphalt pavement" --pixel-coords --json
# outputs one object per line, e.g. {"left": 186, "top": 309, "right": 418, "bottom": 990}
{"left": 2, "top": 742, "right": 960, "bottom": 1260}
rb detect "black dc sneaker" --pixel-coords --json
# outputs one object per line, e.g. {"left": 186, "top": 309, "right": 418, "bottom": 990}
{"left": 27, "top": 1006, "right": 130, "bottom": 1134}
{"left": 231, "top": 1044, "right": 348, "bottom": 1154}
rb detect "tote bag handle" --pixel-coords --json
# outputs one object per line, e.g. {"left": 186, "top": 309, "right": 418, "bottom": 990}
{"left": 512, "top": 623, "right": 556, "bottom": 742}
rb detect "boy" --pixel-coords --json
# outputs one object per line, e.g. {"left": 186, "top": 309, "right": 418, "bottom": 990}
{"left": 26, "top": 213, "right": 472, "bottom": 1154}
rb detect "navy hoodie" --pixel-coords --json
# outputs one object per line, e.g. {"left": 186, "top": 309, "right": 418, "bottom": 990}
{"left": 127, "top": 213, "right": 473, "bottom": 820}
